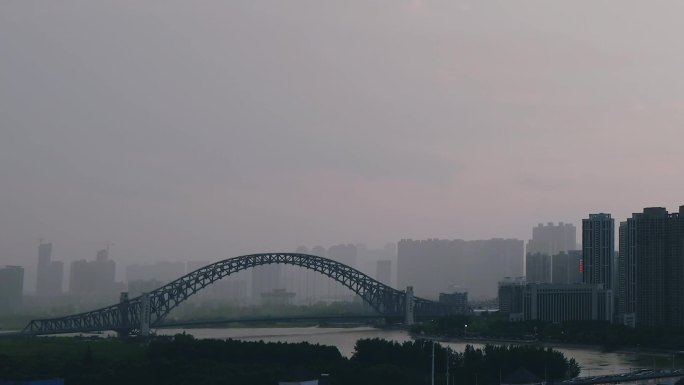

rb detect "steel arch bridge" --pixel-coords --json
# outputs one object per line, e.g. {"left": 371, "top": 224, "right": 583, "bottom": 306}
{"left": 23, "top": 253, "right": 447, "bottom": 336}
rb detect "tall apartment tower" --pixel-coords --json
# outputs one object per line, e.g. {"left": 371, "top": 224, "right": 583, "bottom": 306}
{"left": 617, "top": 221, "right": 634, "bottom": 325}
{"left": 69, "top": 248, "right": 116, "bottom": 299}
{"left": 36, "top": 242, "right": 63, "bottom": 297}
{"left": 398, "top": 238, "right": 524, "bottom": 300}
{"left": 0, "top": 266, "right": 24, "bottom": 314}
{"left": 582, "top": 213, "right": 614, "bottom": 289}
{"left": 526, "top": 222, "right": 576, "bottom": 283}
{"left": 618, "top": 206, "right": 684, "bottom": 329}
{"left": 527, "top": 222, "right": 577, "bottom": 256}
{"left": 376, "top": 260, "right": 392, "bottom": 286}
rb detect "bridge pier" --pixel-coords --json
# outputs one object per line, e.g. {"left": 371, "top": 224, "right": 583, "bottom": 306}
{"left": 117, "top": 292, "right": 131, "bottom": 339}
{"left": 140, "top": 292, "right": 151, "bottom": 337}
{"left": 405, "top": 286, "right": 415, "bottom": 325}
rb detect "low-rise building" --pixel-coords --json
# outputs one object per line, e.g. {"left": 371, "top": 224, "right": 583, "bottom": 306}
{"left": 499, "top": 280, "right": 613, "bottom": 323}
{"left": 498, "top": 278, "right": 526, "bottom": 321}
{"left": 439, "top": 291, "right": 470, "bottom": 313}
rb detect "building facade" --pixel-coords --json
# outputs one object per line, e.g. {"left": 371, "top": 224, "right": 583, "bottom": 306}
{"left": 398, "top": 238, "right": 524, "bottom": 300}
{"left": 498, "top": 278, "right": 526, "bottom": 320}
{"left": 499, "top": 280, "right": 612, "bottom": 323}
{"left": 0, "top": 266, "right": 24, "bottom": 314}
{"left": 439, "top": 291, "right": 470, "bottom": 313}
{"left": 526, "top": 222, "right": 577, "bottom": 284}
{"left": 522, "top": 283, "right": 613, "bottom": 323}
{"left": 36, "top": 242, "right": 63, "bottom": 297}
{"left": 618, "top": 206, "right": 684, "bottom": 329}
{"left": 69, "top": 248, "right": 116, "bottom": 300}
{"left": 525, "top": 253, "right": 551, "bottom": 283}
{"left": 527, "top": 222, "right": 577, "bottom": 256}
{"left": 375, "top": 260, "right": 392, "bottom": 286}
{"left": 552, "top": 250, "right": 583, "bottom": 284}
{"left": 582, "top": 213, "right": 615, "bottom": 289}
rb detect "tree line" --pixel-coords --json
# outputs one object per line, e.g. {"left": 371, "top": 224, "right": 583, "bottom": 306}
{"left": 0, "top": 334, "right": 579, "bottom": 385}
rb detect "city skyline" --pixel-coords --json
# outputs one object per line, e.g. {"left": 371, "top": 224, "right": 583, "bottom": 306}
{"left": 8, "top": 206, "right": 681, "bottom": 294}
{"left": 3, "top": 1, "right": 684, "bottom": 269}
{"left": 4, "top": 2, "right": 684, "bottom": 383}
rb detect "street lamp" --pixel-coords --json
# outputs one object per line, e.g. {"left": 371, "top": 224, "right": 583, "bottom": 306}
{"left": 464, "top": 324, "right": 468, "bottom": 339}
{"left": 431, "top": 340, "right": 436, "bottom": 385}
{"left": 446, "top": 347, "right": 450, "bottom": 385}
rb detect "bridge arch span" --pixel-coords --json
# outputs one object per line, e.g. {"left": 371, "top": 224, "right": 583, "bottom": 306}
{"left": 24, "top": 253, "right": 444, "bottom": 335}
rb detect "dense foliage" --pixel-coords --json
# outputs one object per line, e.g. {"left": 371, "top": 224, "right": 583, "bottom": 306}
{"left": 414, "top": 313, "right": 684, "bottom": 351}
{"left": 352, "top": 338, "right": 580, "bottom": 384}
{"left": 0, "top": 334, "right": 580, "bottom": 385}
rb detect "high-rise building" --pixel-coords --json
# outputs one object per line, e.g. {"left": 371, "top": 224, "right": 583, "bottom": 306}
{"left": 38, "top": 242, "right": 51, "bottom": 266}
{"left": 69, "top": 249, "right": 116, "bottom": 300}
{"left": 36, "top": 242, "right": 63, "bottom": 297}
{"left": 525, "top": 254, "right": 551, "bottom": 283}
{"left": 617, "top": 221, "right": 634, "bottom": 324}
{"left": 582, "top": 213, "right": 615, "bottom": 289}
{"left": 397, "top": 238, "right": 524, "bottom": 300}
{"left": 527, "top": 222, "right": 577, "bottom": 256}
{"left": 0, "top": 266, "right": 24, "bottom": 314}
{"left": 376, "top": 260, "right": 392, "bottom": 286}
{"left": 551, "top": 251, "right": 583, "bottom": 284}
{"left": 618, "top": 206, "right": 684, "bottom": 329}
{"left": 498, "top": 278, "right": 526, "bottom": 320}
{"left": 525, "top": 222, "right": 577, "bottom": 284}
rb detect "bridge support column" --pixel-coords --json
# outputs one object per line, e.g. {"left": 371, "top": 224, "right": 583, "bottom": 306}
{"left": 405, "top": 286, "right": 415, "bottom": 325}
{"left": 117, "top": 292, "right": 130, "bottom": 339}
{"left": 140, "top": 292, "right": 151, "bottom": 337}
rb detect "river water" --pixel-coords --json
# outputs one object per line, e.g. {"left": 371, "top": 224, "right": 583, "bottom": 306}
{"left": 156, "top": 326, "right": 656, "bottom": 376}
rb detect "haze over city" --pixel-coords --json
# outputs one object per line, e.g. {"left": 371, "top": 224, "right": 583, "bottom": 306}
{"left": 2, "top": 0, "right": 684, "bottom": 269}
{"left": 6, "top": 2, "right": 684, "bottom": 385}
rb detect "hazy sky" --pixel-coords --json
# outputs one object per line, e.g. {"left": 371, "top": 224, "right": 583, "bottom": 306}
{"left": 2, "top": 1, "right": 684, "bottom": 267}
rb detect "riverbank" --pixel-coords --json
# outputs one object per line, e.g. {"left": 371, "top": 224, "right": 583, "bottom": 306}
{"left": 418, "top": 333, "right": 683, "bottom": 374}
{"left": 0, "top": 333, "right": 581, "bottom": 385}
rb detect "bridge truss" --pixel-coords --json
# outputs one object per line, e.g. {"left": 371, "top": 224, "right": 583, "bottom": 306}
{"left": 23, "top": 253, "right": 446, "bottom": 336}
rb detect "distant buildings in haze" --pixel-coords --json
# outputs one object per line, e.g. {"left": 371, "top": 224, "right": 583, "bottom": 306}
{"left": 525, "top": 222, "right": 578, "bottom": 284}
{"left": 398, "top": 238, "right": 524, "bottom": 300}
{"left": 36, "top": 242, "right": 63, "bottom": 297}
{"left": 501, "top": 217, "right": 610, "bottom": 323}
{"left": 0, "top": 265, "right": 24, "bottom": 314}
{"left": 505, "top": 205, "right": 684, "bottom": 330}
{"left": 527, "top": 222, "right": 577, "bottom": 256}
{"left": 69, "top": 247, "right": 117, "bottom": 300}
{"left": 375, "top": 260, "right": 392, "bottom": 286}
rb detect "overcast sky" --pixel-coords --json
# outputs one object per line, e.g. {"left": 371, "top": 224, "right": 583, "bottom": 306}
{"left": 2, "top": 0, "right": 683, "bottom": 268}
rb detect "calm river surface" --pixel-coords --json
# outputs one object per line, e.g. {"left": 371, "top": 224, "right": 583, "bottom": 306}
{"left": 157, "top": 326, "right": 651, "bottom": 376}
